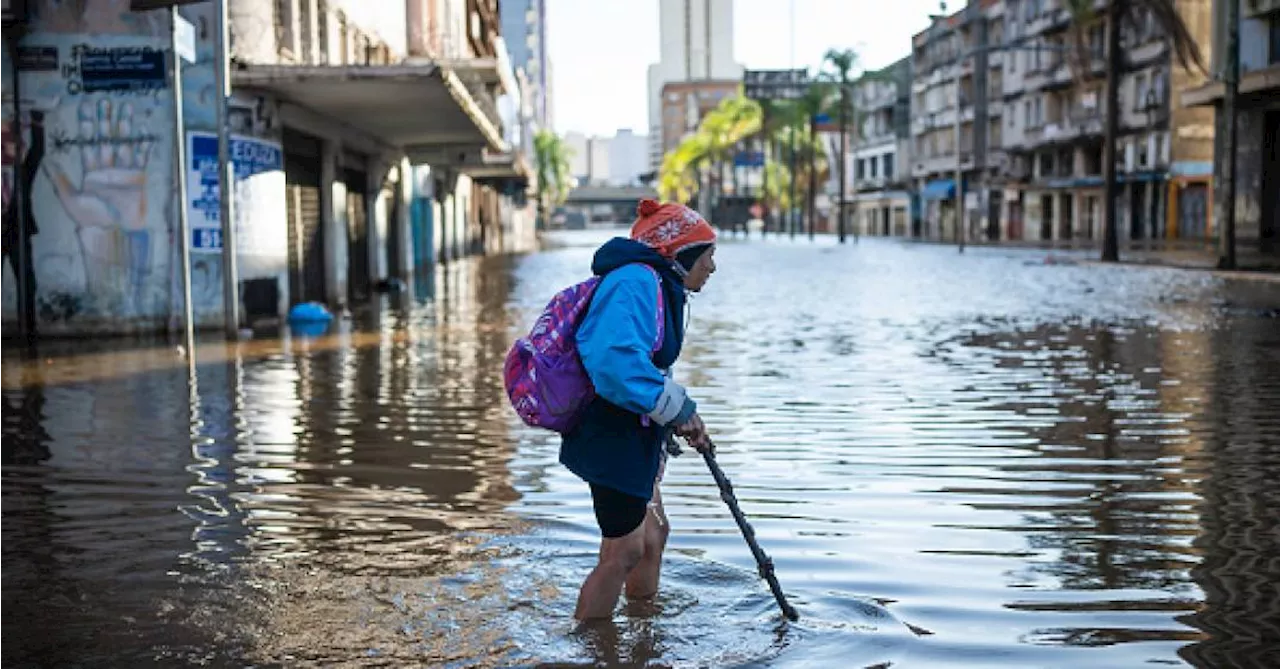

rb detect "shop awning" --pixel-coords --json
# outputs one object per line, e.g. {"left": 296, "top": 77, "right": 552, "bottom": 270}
{"left": 921, "top": 179, "right": 955, "bottom": 200}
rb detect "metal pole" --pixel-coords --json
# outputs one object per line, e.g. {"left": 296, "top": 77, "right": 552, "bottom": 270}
{"left": 171, "top": 7, "right": 196, "bottom": 369}
{"left": 1219, "top": 0, "right": 1239, "bottom": 270}
{"left": 214, "top": 0, "right": 240, "bottom": 338}
{"left": 788, "top": 127, "right": 797, "bottom": 239}
{"left": 838, "top": 77, "right": 847, "bottom": 244}
{"left": 954, "top": 59, "right": 965, "bottom": 253}
{"left": 6, "top": 29, "right": 34, "bottom": 346}
{"left": 761, "top": 108, "right": 770, "bottom": 237}
{"left": 851, "top": 90, "right": 860, "bottom": 242}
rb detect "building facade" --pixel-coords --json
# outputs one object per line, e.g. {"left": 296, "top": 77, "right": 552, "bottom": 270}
{"left": 1183, "top": 0, "right": 1280, "bottom": 255}
{"left": 911, "top": 2, "right": 992, "bottom": 241}
{"left": 851, "top": 57, "right": 914, "bottom": 237}
{"left": 498, "top": 0, "right": 551, "bottom": 129}
{"left": 991, "top": 0, "right": 1214, "bottom": 244}
{"left": 608, "top": 128, "right": 649, "bottom": 186}
{"left": 1, "top": 0, "right": 533, "bottom": 337}
{"left": 658, "top": 79, "right": 739, "bottom": 159}
{"left": 908, "top": 0, "right": 1214, "bottom": 246}
{"left": 646, "top": 0, "right": 741, "bottom": 169}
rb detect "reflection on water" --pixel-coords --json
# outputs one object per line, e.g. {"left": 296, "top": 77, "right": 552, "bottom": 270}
{"left": 4, "top": 232, "right": 1280, "bottom": 667}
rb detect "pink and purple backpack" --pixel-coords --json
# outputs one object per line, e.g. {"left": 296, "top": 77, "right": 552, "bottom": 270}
{"left": 504, "top": 265, "right": 665, "bottom": 433}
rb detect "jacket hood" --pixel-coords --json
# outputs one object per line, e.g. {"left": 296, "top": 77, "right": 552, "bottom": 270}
{"left": 591, "top": 237, "right": 679, "bottom": 279}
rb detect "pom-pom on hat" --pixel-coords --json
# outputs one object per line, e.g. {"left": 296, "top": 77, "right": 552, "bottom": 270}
{"left": 630, "top": 199, "right": 717, "bottom": 260}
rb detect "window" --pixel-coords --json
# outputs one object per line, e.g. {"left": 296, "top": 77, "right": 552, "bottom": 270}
{"left": 856, "top": 158, "right": 866, "bottom": 179}
{"left": 1271, "top": 15, "right": 1280, "bottom": 65}
{"left": 1083, "top": 196, "right": 1097, "bottom": 238}
{"left": 1010, "top": 48, "right": 1017, "bottom": 72}
{"left": 317, "top": 0, "right": 329, "bottom": 64}
{"left": 884, "top": 153, "right": 895, "bottom": 179}
{"left": 276, "top": 0, "right": 297, "bottom": 58}
{"left": 298, "top": 0, "right": 313, "bottom": 63}
{"left": 1133, "top": 72, "right": 1149, "bottom": 110}
{"left": 1024, "top": 100, "right": 1032, "bottom": 126}
{"left": 1089, "top": 23, "right": 1105, "bottom": 59}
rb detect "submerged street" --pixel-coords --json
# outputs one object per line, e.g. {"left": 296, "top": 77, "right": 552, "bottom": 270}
{"left": 4, "top": 231, "right": 1280, "bottom": 667}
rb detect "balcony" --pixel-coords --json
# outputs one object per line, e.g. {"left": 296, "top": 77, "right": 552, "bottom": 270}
{"left": 1023, "top": 66, "right": 1052, "bottom": 93}
{"left": 856, "top": 175, "right": 889, "bottom": 191}
{"left": 235, "top": 2, "right": 514, "bottom": 166}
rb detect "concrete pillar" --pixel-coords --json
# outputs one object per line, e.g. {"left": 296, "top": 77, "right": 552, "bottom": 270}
{"left": 1070, "top": 191, "right": 1081, "bottom": 241}
{"left": 395, "top": 158, "right": 414, "bottom": 283}
{"left": 366, "top": 161, "right": 386, "bottom": 284}
{"left": 1049, "top": 192, "right": 1060, "bottom": 242}
{"left": 1060, "top": 192, "right": 1072, "bottom": 241}
{"left": 321, "top": 138, "right": 349, "bottom": 306}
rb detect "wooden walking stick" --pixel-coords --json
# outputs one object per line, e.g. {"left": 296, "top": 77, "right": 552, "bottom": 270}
{"left": 672, "top": 436, "right": 799, "bottom": 621}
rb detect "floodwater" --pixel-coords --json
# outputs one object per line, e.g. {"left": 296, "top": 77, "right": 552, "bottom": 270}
{"left": 4, "top": 231, "right": 1280, "bottom": 668}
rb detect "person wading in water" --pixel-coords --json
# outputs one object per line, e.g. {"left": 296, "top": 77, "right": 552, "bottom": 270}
{"left": 563, "top": 199, "right": 718, "bottom": 620}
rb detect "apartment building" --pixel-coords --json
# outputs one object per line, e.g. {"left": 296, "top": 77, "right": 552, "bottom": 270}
{"left": 1183, "top": 0, "right": 1280, "bottom": 253}
{"left": 993, "top": 0, "right": 1213, "bottom": 243}
{"left": 851, "top": 57, "right": 914, "bottom": 237}
{"left": 910, "top": 1, "right": 993, "bottom": 241}
{"left": 1, "top": 0, "right": 532, "bottom": 336}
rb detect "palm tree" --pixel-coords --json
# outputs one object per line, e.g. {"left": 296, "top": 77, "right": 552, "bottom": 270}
{"left": 794, "top": 81, "right": 834, "bottom": 239}
{"left": 1064, "top": 0, "right": 1204, "bottom": 262}
{"left": 658, "top": 93, "right": 762, "bottom": 220}
{"left": 533, "top": 130, "right": 573, "bottom": 229}
{"left": 823, "top": 48, "right": 860, "bottom": 243}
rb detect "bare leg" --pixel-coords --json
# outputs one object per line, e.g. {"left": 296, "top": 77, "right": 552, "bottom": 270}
{"left": 575, "top": 523, "right": 646, "bottom": 620}
{"left": 625, "top": 485, "right": 670, "bottom": 599}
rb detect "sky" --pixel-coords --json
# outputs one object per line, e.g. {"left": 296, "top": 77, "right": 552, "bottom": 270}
{"left": 547, "top": 0, "right": 946, "bottom": 138}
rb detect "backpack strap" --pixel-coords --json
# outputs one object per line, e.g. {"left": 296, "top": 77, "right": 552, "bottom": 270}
{"left": 637, "top": 264, "right": 665, "bottom": 355}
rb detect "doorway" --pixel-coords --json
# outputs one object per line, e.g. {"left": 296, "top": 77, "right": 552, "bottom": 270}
{"left": 1263, "top": 111, "right": 1279, "bottom": 253}
{"left": 284, "top": 129, "right": 325, "bottom": 305}
{"left": 345, "top": 166, "right": 370, "bottom": 302}
{"left": 1060, "top": 194, "right": 1074, "bottom": 241}
{"left": 1130, "top": 183, "right": 1146, "bottom": 241}
{"left": 1040, "top": 194, "right": 1054, "bottom": 241}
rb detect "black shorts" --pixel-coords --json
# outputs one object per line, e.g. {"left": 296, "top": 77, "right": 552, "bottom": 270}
{"left": 589, "top": 483, "right": 649, "bottom": 538}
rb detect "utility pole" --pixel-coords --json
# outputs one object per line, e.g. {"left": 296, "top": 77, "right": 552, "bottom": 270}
{"left": 1100, "top": 0, "right": 1126, "bottom": 262}
{"left": 5, "top": 24, "right": 35, "bottom": 346}
{"left": 954, "top": 58, "right": 965, "bottom": 254}
{"left": 789, "top": 126, "right": 798, "bottom": 239}
{"left": 1219, "top": 0, "right": 1240, "bottom": 270}
{"left": 837, "top": 74, "right": 848, "bottom": 243}
{"left": 761, "top": 106, "right": 770, "bottom": 237}
{"left": 214, "top": 0, "right": 240, "bottom": 337}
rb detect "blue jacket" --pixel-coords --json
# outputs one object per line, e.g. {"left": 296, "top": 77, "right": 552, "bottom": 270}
{"left": 559, "top": 238, "right": 697, "bottom": 500}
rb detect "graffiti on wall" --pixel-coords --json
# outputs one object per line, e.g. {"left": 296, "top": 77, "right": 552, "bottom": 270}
{"left": 0, "top": 0, "right": 176, "bottom": 326}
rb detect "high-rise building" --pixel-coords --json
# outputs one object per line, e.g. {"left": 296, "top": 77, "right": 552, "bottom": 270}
{"left": 608, "top": 129, "right": 650, "bottom": 186}
{"left": 499, "top": 0, "right": 552, "bottom": 128}
{"left": 647, "top": 0, "right": 742, "bottom": 169}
